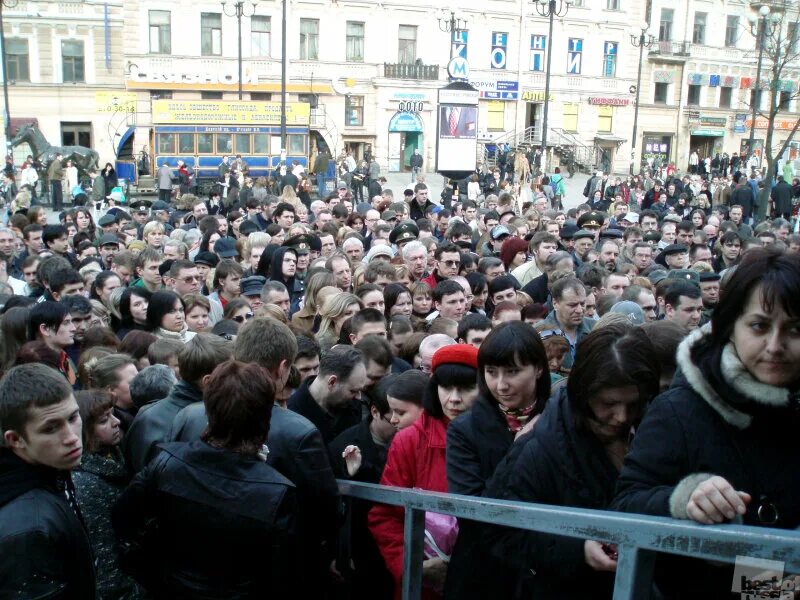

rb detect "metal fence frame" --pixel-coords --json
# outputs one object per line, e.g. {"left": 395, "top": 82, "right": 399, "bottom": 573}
{"left": 338, "top": 480, "right": 800, "bottom": 600}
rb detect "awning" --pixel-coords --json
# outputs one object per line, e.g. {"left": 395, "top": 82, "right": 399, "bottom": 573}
{"left": 594, "top": 134, "right": 627, "bottom": 143}
{"left": 116, "top": 126, "right": 136, "bottom": 159}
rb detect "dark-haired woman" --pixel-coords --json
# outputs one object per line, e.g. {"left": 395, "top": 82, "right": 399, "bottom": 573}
{"left": 112, "top": 360, "right": 298, "bottom": 597}
{"left": 384, "top": 283, "right": 413, "bottom": 319}
{"left": 612, "top": 248, "right": 800, "bottom": 597}
{"left": 444, "top": 322, "right": 551, "bottom": 600}
{"left": 72, "top": 390, "right": 137, "bottom": 599}
{"left": 91, "top": 270, "right": 122, "bottom": 308}
{"left": 113, "top": 288, "right": 151, "bottom": 340}
{"left": 492, "top": 323, "right": 660, "bottom": 599}
{"left": 369, "top": 345, "right": 480, "bottom": 600}
{"left": 146, "top": 291, "right": 196, "bottom": 343}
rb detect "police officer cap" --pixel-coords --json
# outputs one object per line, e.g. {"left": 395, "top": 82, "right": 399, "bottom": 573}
{"left": 661, "top": 243, "right": 688, "bottom": 256}
{"left": 389, "top": 221, "right": 419, "bottom": 245}
{"left": 240, "top": 276, "right": 267, "bottom": 297}
{"left": 577, "top": 211, "right": 606, "bottom": 229}
{"left": 666, "top": 269, "right": 700, "bottom": 285}
{"left": 283, "top": 233, "right": 314, "bottom": 255}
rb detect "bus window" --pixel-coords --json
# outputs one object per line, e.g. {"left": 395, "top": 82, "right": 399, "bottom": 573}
{"left": 288, "top": 134, "right": 305, "bottom": 155}
{"left": 254, "top": 133, "right": 269, "bottom": 154}
{"left": 234, "top": 134, "right": 251, "bottom": 154}
{"left": 217, "top": 133, "right": 233, "bottom": 154}
{"left": 178, "top": 134, "right": 195, "bottom": 154}
{"left": 271, "top": 135, "right": 282, "bottom": 155}
{"left": 198, "top": 133, "right": 213, "bottom": 154}
{"left": 158, "top": 133, "right": 175, "bottom": 154}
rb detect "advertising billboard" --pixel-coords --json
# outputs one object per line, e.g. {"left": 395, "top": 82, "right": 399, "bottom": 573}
{"left": 436, "top": 85, "right": 479, "bottom": 175}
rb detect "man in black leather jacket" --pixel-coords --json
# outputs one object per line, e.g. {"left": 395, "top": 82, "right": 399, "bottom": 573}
{"left": 0, "top": 364, "right": 96, "bottom": 599}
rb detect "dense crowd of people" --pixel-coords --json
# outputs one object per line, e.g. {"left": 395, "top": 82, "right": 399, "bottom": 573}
{"left": 0, "top": 158, "right": 798, "bottom": 600}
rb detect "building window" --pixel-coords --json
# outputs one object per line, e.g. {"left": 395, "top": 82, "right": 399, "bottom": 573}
{"left": 346, "top": 21, "right": 365, "bottom": 62}
{"left": 659, "top": 9, "right": 673, "bottom": 42}
{"left": 487, "top": 101, "right": 505, "bottom": 131}
{"left": 606, "top": 0, "right": 619, "bottom": 9}
{"left": 150, "top": 90, "right": 173, "bottom": 100}
{"left": 398, "top": 25, "right": 417, "bottom": 64}
{"left": 687, "top": 84, "right": 701, "bottom": 106}
{"left": 780, "top": 91, "right": 792, "bottom": 111}
{"left": 562, "top": 103, "right": 578, "bottom": 131}
{"left": 719, "top": 86, "right": 732, "bottom": 108}
{"left": 201, "top": 13, "right": 222, "bottom": 56}
{"left": 571, "top": 0, "right": 584, "bottom": 6}
{"left": 597, "top": 106, "right": 612, "bottom": 133}
{"left": 251, "top": 15, "right": 271, "bottom": 57}
{"left": 61, "top": 122, "right": 91, "bottom": 147}
{"left": 61, "top": 40, "right": 85, "bottom": 83}
{"left": 251, "top": 92, "right": 272, "bottom": 101}
{"left": 201, "top": 91, "right": 223, "bottom": 100}
{"left": 299, "top": 18, "right": 319, "bottom": 60}
{"left": 603, "top": 42, "right": 617, "bottom": 77}
{"left": 693, "top": 12, "right": 707, "bottom": 45}
{"left": 654, "top": 82, "right": 669, "bottom": 104}
{"left": 149, "top": 10, "right": 171, "bottom": 54}
{"left": 345, "top": 95, "right": 363, "bottom": 126}
{"left": 751, "top": 89, "right": 763, "bottom": 110}
{"left": 5, "top": 39, "right": 29, "bottom": 82}
{"left": 567, "top": 38, "right": 582, "bottom": 74}
{"left": 789, "top": 23, "right": 799, "bottom": 54}
{"left": 725, "top": 16, "right": 738, "bottom": 48}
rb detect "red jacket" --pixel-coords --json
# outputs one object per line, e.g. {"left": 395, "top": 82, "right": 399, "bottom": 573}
{"left": 368, "top": 411, "right": 449, "bottom": 596}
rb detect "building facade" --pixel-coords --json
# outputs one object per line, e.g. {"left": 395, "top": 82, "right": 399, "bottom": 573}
{"left": 2, "top": 0, "right": 125, "bottom": 165}
{"left": 639, "top": 0, "right": 800, "bottom": 173}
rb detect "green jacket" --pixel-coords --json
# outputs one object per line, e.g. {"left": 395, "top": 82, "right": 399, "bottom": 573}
{"left": 91, "top": 174, "right": 105, "bottom": 202}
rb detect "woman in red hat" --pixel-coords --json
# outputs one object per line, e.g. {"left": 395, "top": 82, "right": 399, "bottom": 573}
{"left": 369, "top": 344, "right": 479, "bottom": 600}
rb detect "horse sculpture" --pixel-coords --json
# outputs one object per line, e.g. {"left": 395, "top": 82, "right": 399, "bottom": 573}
{"left": 10, "top": 123, "right": 99, "bottom": 172}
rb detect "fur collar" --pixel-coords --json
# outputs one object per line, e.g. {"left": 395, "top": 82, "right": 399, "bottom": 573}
{"left": 675, "top": 324, "right": 793, "bottom": 429}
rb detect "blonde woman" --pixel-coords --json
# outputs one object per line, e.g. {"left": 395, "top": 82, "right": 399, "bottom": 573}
{"left": 245, "top": 232, "right": 272, "bottom": 273}
{"left": 142, "top": 221, "right": 166, "bottom": 250}
{"left": 291, "top": 271, "right": 336, "bottom": 331}
{"left": 280, "top": 185, "right": 301, "bottom": 210}
{"left": 315, "top": 292, "right": 362, "bottom": 354}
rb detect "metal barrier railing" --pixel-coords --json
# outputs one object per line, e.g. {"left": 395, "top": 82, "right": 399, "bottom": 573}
{"left": 338, "top": 480, "right": 800, "bottom": 600}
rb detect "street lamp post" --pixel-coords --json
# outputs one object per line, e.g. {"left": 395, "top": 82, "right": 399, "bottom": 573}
{"left": 221, "top": 0, "right": 257, "bottom": 101}
{"left": 746, "top": 5, "right": 770, "bottom": 167}
{"left": 629, "top": 23, "right": 654, "bottom": 176}
{"left": 280, "top": 0, "right": 286, "bottom": 152}
{"left": 436, "top": 7, "right": 468, "bottom": 76}
{"left": 533, "top": 0, "right": 569, "bottom": 173}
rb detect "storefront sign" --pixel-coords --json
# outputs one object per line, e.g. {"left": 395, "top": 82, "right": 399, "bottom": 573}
{"left": 746, "top": 117, "right": 800, "bottom": 130}
{"left": 128, "top": 64, "right": 259, "bottom": 86}
{"left": 521, "top": 90, "right": 555, "bottom": 102}
{"left": 690, "top": 128, "right": 726, "bottom": 137}
{"left": 588, "top": 97, "right": 629, "bottom": 106}
{"left": 390, "top": 92, "right": 430, "bottom": 103}
{"left": 733, "top": 113, "right": 748, "bottom": 133}
{"left": 388, "top": 112, "right": 423, "bottom": 133}
{"left": 152, "top": 100, "right": 310, "bottom": 125}
{"left": 471, "top": 80, "right": 519, "bottom": 100}
{"left": 687, "top": 113, "right": 727, "bottom": 127}
{"left": 95, "top": 92, "right": 137, "bottom": 113}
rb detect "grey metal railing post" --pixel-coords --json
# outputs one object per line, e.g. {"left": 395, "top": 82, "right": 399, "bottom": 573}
{"left": 612, "top": 546, "right": 657, "bottom": 600}
{"left": 401, "top": 506, "right": 426, "bottom": 600}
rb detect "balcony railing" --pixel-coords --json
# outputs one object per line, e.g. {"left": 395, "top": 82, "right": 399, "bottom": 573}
{"left": 383, "top": 62, "right": 439, "bottom": 81}
{"left": 649, "top": 40, "right": 692, "bottom": 57}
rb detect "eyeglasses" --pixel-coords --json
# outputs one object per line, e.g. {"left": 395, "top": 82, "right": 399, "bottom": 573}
{"left": 180, "top": 276, "right": 200, "bottom": 283}
{"left": 539, "top": 328, "right": 566, "bottom": 341}
{"left": 441, "top": 260, "right": 460, "bottom": 267}
{"left": 232, "top": 312, "right": 255, "bottom": 323}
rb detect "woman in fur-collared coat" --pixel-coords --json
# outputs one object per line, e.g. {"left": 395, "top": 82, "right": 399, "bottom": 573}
{"left": 611, "top": 247, "right": 800, "bottom": 599}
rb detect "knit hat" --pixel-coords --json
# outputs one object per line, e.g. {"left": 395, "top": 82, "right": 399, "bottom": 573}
{"left": 431, "top": 343, "right": 479, "bottom": 372}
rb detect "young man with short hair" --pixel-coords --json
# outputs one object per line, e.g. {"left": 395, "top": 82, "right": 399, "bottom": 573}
{"left": 432, "top": 279, "right": 467, "bottom": 322}
{"left": 0, "top": 363, "right": 96, "bottom": 597}
{"left": 49, "top": 268, "right": 85, "bottom": 301}
{"left": 133, "top": 247, "right": 164, "bottom": 293}
{"left": 208, "top": 259, "right": 243, "bottom": 309}
{"left": 28, "top": 301, "right": 78, "bottom": 384}
{"left": 457, "top": 313, "right": 492, "bottom": 348}
{"left": 348, "top": 308, "right": 387, "bottom": 344}
{"left": 664, "top": 280, "right": 704, "bottom": 330}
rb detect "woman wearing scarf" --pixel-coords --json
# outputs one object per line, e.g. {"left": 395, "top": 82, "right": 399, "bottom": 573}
{"left": 268, "top": 246, "right": 304, "bottom": 316}
{"left": 444, "top": 322, "right": 551, "bottom": 600}
{"left": 490, "top": 323, "right": 659, "bottom": 599}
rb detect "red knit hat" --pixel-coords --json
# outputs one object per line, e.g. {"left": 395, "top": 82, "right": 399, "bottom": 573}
{"left": 431, "top": 343, "right": 479, "bottom": 372}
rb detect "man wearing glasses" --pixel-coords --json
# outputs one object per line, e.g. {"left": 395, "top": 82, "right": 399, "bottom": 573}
{"left": 421, "top": 243, "right": 461, "bottom": 288}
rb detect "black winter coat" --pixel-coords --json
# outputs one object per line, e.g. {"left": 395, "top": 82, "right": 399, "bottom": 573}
{"left": 0, "top": 448, "right": 96, "bottom": 599}
{"left": 731, "top": 184, "right": 755, "bottom": 217}
{"left": 444, "top": 395, "right": 517, "bottom": 600}
{"left": 288, "top": 376, "right": 361, "bottom": 444}
{"left": 112, "top": 441, "right": 298, "bottom": 599}
{"left": 770, "top": 180, "right": 793, "bottom": 215}
{"left": 124, "top": 380, "right": 201, "bottom": 473}
{"left": 169, "top": 403, "right": 341, "bottom": 596}
{"left": 491, "top": 392, "right": 619, "bottom": 600}
{"left": 611, "top": 326, "right": 800, "bottom": 598}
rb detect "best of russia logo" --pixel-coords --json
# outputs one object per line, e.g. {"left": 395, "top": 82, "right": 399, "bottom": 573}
{"left": 732, "top": 556, "right": 798, "bottom": 599}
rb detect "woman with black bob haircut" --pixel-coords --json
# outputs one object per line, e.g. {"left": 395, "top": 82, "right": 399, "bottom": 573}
{"left": 491, "top": 323, "right": 659, "bottom": 600}
{"left": 113, "top": 287, "right": 152, "bottom": 340}
{"left": 146, "top": 291, "right": 196, "bottom": 343}
{"left": 383, "top": 282, "right": 413, "bottom": 319}
{"left": 112, "top": 359, "right": 298, "bottom": 597}
{"left": 445, "top": 322, "right": 551, "bottom": 600}
{"left": 612, "top": 248, "right": 800, "bottom": 597}
{"left": 370, "top": 344, "right": 479, "bottom": 598}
